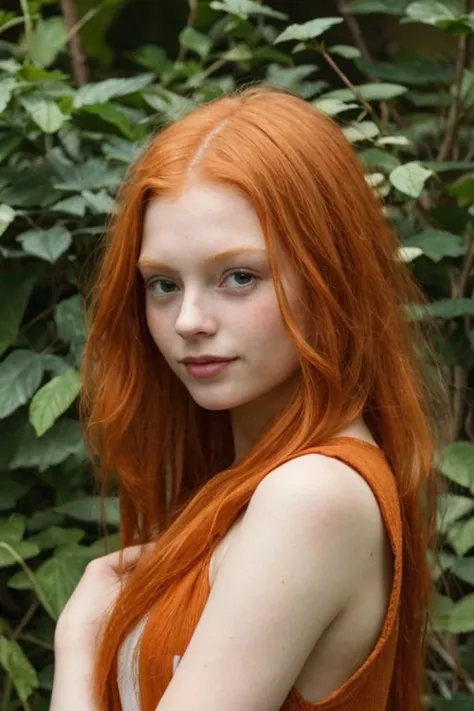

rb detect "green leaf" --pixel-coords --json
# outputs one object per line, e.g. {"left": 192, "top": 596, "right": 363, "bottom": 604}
{"left": 342, "top": 121, "right": 380, "bottom": 143}
{"left": 17, "top": 226, "right": 72, "bottom": 262}
{"left": 376, "top": 135, "right": 411, "bottom": 147}
{"left": 451, "top": 557, "right": 474, "bottom": 586}
{"left": 0, "top": 350, "right": 43, "bottom": 420}
{"left": 29, "top": 368, "right": 81, "bottom": 436}
{"left": 26, "top": 525, "right": 85, "bottom": 551}
{"left": 389, "top": 161, "right": 434, "bottom": 197}
{"left": 21, "top": 95, "right": 68, "bottom": 134}
{"left": 433, "top": 592, "right": 474, "bottom": 633}
{"left": 220, "top": 44, "right": 253, "bottom": 62}
{"left": 402, "top": 229, "right": 466, "bottom": 262}
{"left": 81, "top": 189, "right": 116, "bottom": 215}
{"left": 405, "top": 2, "right": 474, "bottom": 33}
{"left": 350, "top": 0, "right": 411, "bottom": 13}
{"left": 0, "top": 636, "right": 39, "bottom": 702}
{"left": 0, "top": 203, "right": 15, "bottom": 236}
{"left": 210, "top": 0, "right": 287, "bottom": 19}
{"left": 53, "top": 158, "right": 123, "bottom": 192}
{"left": 142, "top": 89, "right": 197, "bottom": 121}
{"left": 81, "top": 103, "right": 135, "bottom": 140}
{"left": 55, "top": 294, "right": 86, "bottom": 353}
{"left": 179, "top": 27, "right": 212, "bottom": 59}
{"left": 0, "top": 77, "right": 16, "bottom": 113}
{"left": 313, "top": 98, "right": 358, "bottom": 116}
{"left": 437, "top": 493, "right": 474, "bottom": 534}
{"left": 0, "top": 272, "right": 36, "bottom": 356}
{"left": 73, "top": 73, "right": 155, "bottom": 108}
{"left": 398, "top": 246, "right": 423, "bottom": 262}
{"left": 0, "top": 541, "right": 40, "bottom": 568}
{"left": 441, "top": 441, "right": 474, "bottom": 492}
{"left": 0, "top": 514, "right": 25, "bottom": 543}
{"left": 29, "top": 17, "right": 67, "bottom": 68}
{"left": 323, "top": 83, "right": 407, "bottom": 102}
{"left": 274, "top": 18, "right": 343, "bottom": 44}
{"left": 51, "top": 195, "right": 86, "bottom": 217}
{"left": 359, "top": 147, "right": 400, "bottom": 173}
{"left": 432, "top": 694, "right": 474, "bottom": 711}
{"left": 447, "top": 516, "right": 474, "bottom": 555}
{"left": 34, "top": 545, "right": 91, "bottom": 618}
{"left": 329, "top": 45, "right": 361, "bottom": 59}
{"left": 9, "top": 419, "right": 85, "bottom": 472}
{"left": 448, "top": 174, "right": 474, "bottom": 200}
{"left": 54, "top": 497, "right": 120, "bottom": 527}
{"left": 422, "top": 298, "right": 474, "bottom": 319}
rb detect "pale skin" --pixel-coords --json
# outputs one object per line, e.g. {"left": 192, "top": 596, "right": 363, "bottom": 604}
{"left": 51, "top": 181, "right": 393, "bottom": 711}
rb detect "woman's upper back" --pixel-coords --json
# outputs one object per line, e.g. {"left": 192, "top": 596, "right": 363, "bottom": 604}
{"left": 117, "top": 436, "right": 402, "bottom": 711}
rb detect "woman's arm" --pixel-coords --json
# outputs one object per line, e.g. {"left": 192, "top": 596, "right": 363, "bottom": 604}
{"left": 50, "top": 543, "right": 155, "bottom": 711}
{"left": 155, "top": 453, "right": 383, "bottom": 711}
{"left": 50, "top": 641, "right": 99, "bottom": 711}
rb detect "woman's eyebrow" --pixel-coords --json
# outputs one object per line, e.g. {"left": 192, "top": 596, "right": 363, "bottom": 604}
{"left": 136, "top": 248, "right": 267, "bottom": 272}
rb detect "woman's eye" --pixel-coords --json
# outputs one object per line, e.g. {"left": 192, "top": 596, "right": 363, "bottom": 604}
{"left": 223, "top": 271, "right": 256, "bottom": 289}
{"left": 147, "top": 278, "right": 177, "bottom": 295}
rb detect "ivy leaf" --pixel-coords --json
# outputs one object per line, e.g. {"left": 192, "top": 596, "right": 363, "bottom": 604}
{"left": 29, "top": 17, "right": 67, "bottom": 68}
{"left": 389, "top": 161, "right": 434, "bottom": 197}
{"left": 210, "top": 0, "right": 287, "bottom": 20}
{"left": 342, "top": 121, "right": 380, "bottom": 143}
{"left": 29, "top": 368, "right": 81, "bottom": 437}
{"left": 31, "top": 544, "right": 92, "bottom": 618}
{"left": 274, "top": 18, "right": 343, "bottom": 44}
{"left": 0, "top": 636, "right": 39, "bottom": 702}
{"left": 441, "top": 441, "right": 474, "bottom": 493}
{"left": 329, "top": 45, "right": 362, "bottom": 59}
{"left": 0, "top": 350, "right": 44, "bottom": 420}
{"left": 402, "top": 229, "right": 466, "bottom": 262}
{"left": 404, "top": 2, "right": 474, "bottom": 34}
{"left": 0, "top": 203, "right": 15, "bottom": 236}
{"left": 0, "top": 78, "right": 16, "bottom": 113}
{"left": 179, "top": 27, "right": 212, "bottom": 59}
{"left": 73, "top": 74, "right": 155, "bottom": 108}
{"left": 0, "top": 272, "right": 36, "bottom": 356}
{"left": 17, "top": 226, "right": 72, "bottom": 262}
{"left": 54, "top": 497, "right": 120, "bottom": 527}
{"left": 26, "top": 525, "right": 85, "bottom": 551}
{"left": 21, "top": 95, "right": 68, "bottom": 134}
{"left": 9, "top": 419, "right": 85, "bottom": 472}
{"left": 323, "top": 83, "right": 407, "bottom": 102}
{"left": 313, "top": 98, "right": 358, "bottom": 116}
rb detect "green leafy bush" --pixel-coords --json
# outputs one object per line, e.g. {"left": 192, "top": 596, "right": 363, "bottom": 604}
{"left": 1, "top": 0, "right": 474, "bottom": 707}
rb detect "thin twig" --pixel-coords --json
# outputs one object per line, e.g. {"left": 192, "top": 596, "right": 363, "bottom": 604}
{"left": 437, "top": 32, "right": 468, "bottom": 160}
{"left": 336, "top": 0, "right": 372, "bottom": 60}
{"left": 177, "top": 0, "right": 198, "bottom": 63}
{"left": 66, "top": 4, "right": 103, "bottom": 43}
{"left": 59, "top": 0, "right": 88, "bottom": 86}
{"left": 320, "top": 49, "right": 386, "bottom": 134}
{"left": 19, "top": 0, "right": 32, "bottom": 50}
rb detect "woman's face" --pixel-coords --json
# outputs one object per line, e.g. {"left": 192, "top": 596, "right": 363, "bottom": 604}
{"left": 138, "top": 181, "right": 302, "bottom": 412}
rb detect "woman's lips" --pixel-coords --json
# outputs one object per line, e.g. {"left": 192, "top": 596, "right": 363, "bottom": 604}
{"left": 184, "top": 359, "right": 237, "bottom": 379}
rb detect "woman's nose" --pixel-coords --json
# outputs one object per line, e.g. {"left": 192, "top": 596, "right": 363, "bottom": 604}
{"left": 175, "top": 292, "right": 218, "bottom": 338}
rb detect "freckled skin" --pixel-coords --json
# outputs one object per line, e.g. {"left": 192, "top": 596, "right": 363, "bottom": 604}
{"left": 138, "top": 181, "right": 303, "bottom": 445}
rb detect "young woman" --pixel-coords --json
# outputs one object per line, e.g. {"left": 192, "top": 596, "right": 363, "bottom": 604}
{"left": 51, "top": 85, "right": 450, "bottom": 711}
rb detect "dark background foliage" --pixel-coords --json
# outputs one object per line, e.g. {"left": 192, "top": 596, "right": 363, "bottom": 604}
{"left": 1, "top": 1, "right": 474, "bottom": 709}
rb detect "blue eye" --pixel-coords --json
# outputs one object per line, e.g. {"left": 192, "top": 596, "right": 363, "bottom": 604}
{"left": 224, "top": 271, "right": 256, "bottom": 288}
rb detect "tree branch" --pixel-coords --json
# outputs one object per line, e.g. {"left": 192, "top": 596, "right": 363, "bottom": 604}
{"left": 437, "top": 32, "right": 468, "bottom": 160}
{"left": 177, "top": 0, "right": 198, "bottom": 63}
{"left": 59, "top": 0, "right": 88, "bottom": 87}
{"left": 320, "top": 49, "right": 386, "bottom": 134}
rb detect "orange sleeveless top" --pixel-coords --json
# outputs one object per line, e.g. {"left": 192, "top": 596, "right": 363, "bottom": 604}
{"left": 117, "top": 437, "right": 403, "bottom": 710}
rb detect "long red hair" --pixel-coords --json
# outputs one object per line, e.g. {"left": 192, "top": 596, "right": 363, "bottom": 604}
{"left": 80, "top": 85, "right": 450, "bottom": 710}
